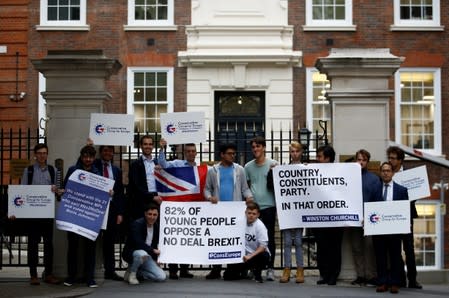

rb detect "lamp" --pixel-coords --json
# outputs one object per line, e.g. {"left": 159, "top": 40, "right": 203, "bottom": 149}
{"left": 299, "top": 127, "right": 311, "bottom": 162}
{"left": 9, "top": 51, "right": 26, "bottom": 102}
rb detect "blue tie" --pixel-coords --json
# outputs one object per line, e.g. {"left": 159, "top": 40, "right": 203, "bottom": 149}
{"left": 383, "top": 184, "right": 389, "bottom": 201}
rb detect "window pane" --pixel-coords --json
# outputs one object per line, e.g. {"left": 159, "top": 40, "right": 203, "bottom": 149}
{"left": 48, "top": 7, "right": 58, "bottom": 20}
{"left": 157, "top": 73, "right": 167, "bottom": 85}
{"left": 134, "top": 105, "right": 144, "bottom": 119}
{"left": 135, "top": 73, "right": 144, "bottom": 85}
{"left": 48, "top": 0, "right": 58, "bottom": 5}
{"left": 145, "top": 104, "right": 155, "bottom": 118}
{"left": 157, "top": 104, "right": 167, "bottom": 114}
{"left": 70, "top": 7, "right": 80, "bottom": 20}
{"left": 146, "top": 7, "right": 156, "bottom": 20}
{"left": 157, "top": 6, "right": 168, "bottom": 20}
{"left": 335, "top": 7, "right": 345, "bottom": 19}
{"left": 134, "top": 88, "right": 144, "bottom": 102}
{"left": 146, "top": 73, "right": 155, "bottom": 86}
{"left": 157, "top": 88, "right": 167, "bottom": 101}
{"left": 136, "top": 0, "right": 145, "bottom": 4}
{"left": 135, "top": 7, "right": 145, "bottom": 20}
{"left": 60, "top": 0, "right": 69, "bottom": 5}
{"left": 71, "top": 0, "right": 80, "bottom": 5}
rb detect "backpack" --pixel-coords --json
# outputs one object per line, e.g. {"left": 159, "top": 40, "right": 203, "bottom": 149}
{"left": 27, "top": 165, "right": 55, "bottom": 185}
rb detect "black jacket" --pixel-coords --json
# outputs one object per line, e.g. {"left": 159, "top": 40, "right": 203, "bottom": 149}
{"left": 122, "top": 217, "right": 160, "bottom": 263}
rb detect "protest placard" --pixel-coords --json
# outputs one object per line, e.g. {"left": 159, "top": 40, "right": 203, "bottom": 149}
{"left": 158, "top": 201, "right": 246, "bottom": 265}
{"left": 393, "top": 166, "right": 431, "bottom": 201}
{"left": 8, "top": 185, "right": 54, "bottom": 218}
{"left": 160, "top": 112, "right": 206, "bottom": 144}
{"left": 364, "top": 200, "right": 411, "bottom": 236}
{"left": 89, "top": 113, "right": 134, "bottom": 146}
{"left": 273, "top": 163, "right": 363, "bottom": 229}
{"left": 55, "top": 169, "right": 114, "bottom": 240}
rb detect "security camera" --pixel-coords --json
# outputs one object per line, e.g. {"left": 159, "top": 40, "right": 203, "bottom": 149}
{"left": 19, "top": 91, "right": 26, "bottom": 99}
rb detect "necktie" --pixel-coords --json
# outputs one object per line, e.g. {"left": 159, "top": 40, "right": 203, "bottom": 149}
{"left": 103, "top": 162, "right": 109, "bottom": 178}
{"left": 383, "top": 184, "right": 389, "bottom": 201}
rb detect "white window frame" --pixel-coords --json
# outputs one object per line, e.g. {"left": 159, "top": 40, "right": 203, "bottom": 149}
{"left": 306, "top": 68, "right": 332, "bottom": 152}
{"left": 414, "top": 200, "right": 442, "bottom": 270}
{"left": 394, "top": 68, "right": 441, "bottom": 156}
{"left": 127, "top": 67, "right": 174, "bottom": 150}
{"left": 304, "top": 0, "right": 356, "bottom": 31}
{"left": 37, "top": 0, "right": 89, "bottom": 31}
{"left": 124, "top": 0, "right": 177, "bottom": 31}
{"left": 391, "top": 0, "right": 443, "bottom": 31}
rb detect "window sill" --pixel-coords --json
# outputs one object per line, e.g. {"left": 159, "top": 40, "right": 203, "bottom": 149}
{"left": 36, "top": 25, "right": 90, "bottom": 31}
{"left": 123, "top": 25, "right": 178, "bottom": 31}
{"left": 390, "top": 25, "right": 444, "bottom": 31}
{"left": 302, "top": 25, "right": 356, "bottom": 32}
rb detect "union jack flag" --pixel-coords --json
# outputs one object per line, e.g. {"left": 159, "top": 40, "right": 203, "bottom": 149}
{"left": 154, "top": 165, "right": 208, "bottom": 202}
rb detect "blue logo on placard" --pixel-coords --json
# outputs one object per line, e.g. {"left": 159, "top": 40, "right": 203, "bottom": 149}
{"left": 166, "top": 123, "right": 176, "bottom": 134}
{"left": 78, "top": 173, "right": 87, "bottom": 181}
{"left": 13, "top": 196, "right": 25, "bottom": 207}
{"left": 95, "top": 123, "right": 106, "bottom": 135}
{"left": 369, "top": 213, "right": 381, "bottom": 224}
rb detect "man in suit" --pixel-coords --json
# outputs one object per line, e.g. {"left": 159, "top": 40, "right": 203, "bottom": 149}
{"left": 128, "top": 135, "right": 162, "bottom": 220}
{"left": 94, "top": 145, "right": 125, "bottom": 281}
{"left": 371, "top": 162, "right": 408, "bottom": 294}
{"left": 386, "top": 146, "right": 422, "bottom": 289}
{"left": 122, "top": 203, "right": 166, "bottom": 284}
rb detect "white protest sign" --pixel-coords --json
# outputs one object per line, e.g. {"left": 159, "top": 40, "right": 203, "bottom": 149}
{"left": 160, "top": 112, "right": 206, "bottom": 144}
{"left": 393, "top": 166, "right": 430, "bottom": 201}
{"left": 89, "top": 113, "right": 134, "bottom": 146}
{"left": 159, "top": 201, "right": 246, "bottom": 265}
{"left": 364, "top": 200, "right": 411, "bottom": 236}
{"left": 56, "top": 170, "right": 114, "bottom": 240}
{"left": 8, "top": 185, "right": 55, "bottom": 218}
{"left": 273, "top": 163, "right": 363, "bottom": 229}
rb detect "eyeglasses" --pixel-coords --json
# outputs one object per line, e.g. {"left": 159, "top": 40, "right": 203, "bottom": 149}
{"left": 225, "top": 152, "right": 236, "bottom": 156}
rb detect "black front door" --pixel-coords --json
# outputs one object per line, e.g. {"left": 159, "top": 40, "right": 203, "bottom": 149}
{"left": 214, "top": 91, "right": 265, "bottom": 164}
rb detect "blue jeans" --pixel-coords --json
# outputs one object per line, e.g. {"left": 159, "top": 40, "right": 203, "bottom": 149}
{"left": 130, "top": 250, "right": 166, "bottom": 282}
{"left": 282, "top": 228, "right": 303, "bottom": 268}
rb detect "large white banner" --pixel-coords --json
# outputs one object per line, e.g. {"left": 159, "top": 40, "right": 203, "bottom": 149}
{"left": 393, "top": 166, "right": 430, "bottom": 201}
{"left": 273, "top": 163, "right": 363, "bottom": 229}
{"left": 89, "top": 113, "right": 134, "bottom": 146}
{"left": 159, "top": 201, "right": 246, "bottom": 265}
{"left": 8, "top": 185, "right": 55, "bottom": 218}
{"left": 364, "top": 200, "right": 411, "bottom": 236}
{"left": 160, "top": 112, "right": 206, "bottom": 144}
{"left": 56, "top": 170, "right": 115, "bottom": 240}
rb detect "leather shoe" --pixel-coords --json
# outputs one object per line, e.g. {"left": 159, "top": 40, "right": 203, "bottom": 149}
{"left": 351, "top": 276, "right": 365, "bottom": 285}
{"left": 180, "top": 271, "right": 194, "bottom": 278}
{"left": 30, "top": 276, "right": 40, "bottom": 285}
{"left": 205, "top": 269, "right": 221, "bottom": 280}
{"left": 408, "top": 281, "right": 423, "bottom": 289}
{"left": 44, "top": 274, "right": 61, "bottom": 284}
{"left": 316, "top": 278, "right": 328, "bottom": 285}
{"left": 169, "top": 272, "right": 179, "bottom": 280}
{"left": 327, "top": 276, "right": 337, "bottom": 285}
{"left": 104, "top": 272, "right": 124, "bottom": 281}
{"left": 390, "top": 285, "right": 399, "bottom": 294}
{"left": 376, "top": 284, "right": 387, "bottom": 292}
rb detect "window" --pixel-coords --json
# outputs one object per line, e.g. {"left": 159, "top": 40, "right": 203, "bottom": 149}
{"left": 392, "top": 0, "right": 443, "bottom": 30}
{"left": 304, "top": 0, "right": 355, "bottom": 31}
{"left": 306, "top": 69, "right": 332, "bottom": 149}
{"left": 414, "top": 201, "right": 441, "bottom": 269}
{"left": 127, "top": 67, "right": 173, "bottom": 141}
{"left": 38, "top": 0, "right": 89, "bottom": 30}
{"left": 125, "top": 0, "right": 176, "bottom": 31}
{"left": 395, "top": 69, "right": 441, "bottom": 155}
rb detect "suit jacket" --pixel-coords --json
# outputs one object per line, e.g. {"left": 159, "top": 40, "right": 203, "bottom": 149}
{"left": 372, "top": 181, "right": 409, "bottom": 202}
{"left": 121, "top": 217, "right": 160, "bottom": 263}
{"left": 94, "top": 159, "right": 125, "bottom": 220}
{"left": 128, "top": 156, "right": 158, "bottom": 219}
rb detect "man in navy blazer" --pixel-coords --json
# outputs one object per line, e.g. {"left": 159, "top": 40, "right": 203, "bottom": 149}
{"left": 94, "top": 145, "right": 125, "bottom": 281}
{"left": 128, "top": 135, "right": 162, "bottom": 221}
{"left": 122, "top": 204, "right": 166, "bottom": 284}
{"left": 371, "top": 162, "right": 409, "bottom": 294}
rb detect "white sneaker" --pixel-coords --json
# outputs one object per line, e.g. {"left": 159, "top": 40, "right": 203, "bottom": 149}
{"left": 128, "top": 272, "right": 139, "bottom": 285}
{"left": 123, "top": 269, "right": 131, "bottom": 282}
{"left": 266, "top": 269, "right": 275, "bottom": 281}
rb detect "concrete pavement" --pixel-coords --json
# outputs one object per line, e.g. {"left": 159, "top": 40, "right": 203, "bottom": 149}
{"left": 1, "top": 267, "right": 448, "bottom": 298}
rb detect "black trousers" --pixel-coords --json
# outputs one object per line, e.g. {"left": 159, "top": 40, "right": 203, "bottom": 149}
{"left": 314, "top": 227, "right": 344, "bottom": 281}
{"left": 259, "top": 207, "right": 276, "bottom": 268}
{"left": 399, "top": 229, "right": 418, "bottom": 283}
{"left": 67, "top": 232, "right": 96, "bottom": 281}
{"left": 168, "top": 263, "right": 190, "bottom": 274}
{"left": 373, "top": 234, "right": 403, "bottom": 286}
{"left": 27, "top": 219, "right": 54, "bottom": 277}
{"left": 102, "top": 214, "right": 120, "bottom": 275}
{"left": 224, "top": 252, "right": 270, "bottom": 280}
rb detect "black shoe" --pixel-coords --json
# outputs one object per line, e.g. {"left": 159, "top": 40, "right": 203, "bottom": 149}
{"left": 179, "top": 271, "right": 194, "bottom": 278}
{"left": 327, "top": 276, "right": 337, "bottom": 286}
{"left": 104, "top": 272, "right": 124, "bottom": 281}
{"left": 365, "top": 277, "right": 378, "bottom": 287}
{"left": 205, "top": 270, "right": 221, "bottom": 280}
{"left": 408, "top": 281, "right": 423, "bottom": 289}
{"left": 169, "top": 272, "right": 179, "bottom": 280}
{"left": 351, "top": 276, "right": 365, "bottom": 285}
{"left": 317, "top": 278, "right": 328, "bottom": 285}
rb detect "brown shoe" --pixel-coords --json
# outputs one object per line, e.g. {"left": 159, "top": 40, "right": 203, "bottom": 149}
{"left": 44, "top": 274, "right": 61, "bottom": 285}
{"left": 376, "top": 284, "right": 387, "bottom": 292}
{"left": 30, "top": 276, "right": 40, "bottom": 285}
{"left": 390, "top": 285, "right": 399, "bottom": 294}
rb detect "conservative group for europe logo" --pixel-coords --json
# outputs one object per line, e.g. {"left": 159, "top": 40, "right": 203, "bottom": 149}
{"left": 13, "top": 196, "right": 25, "bottom": 207}
{"left": 94, "top": 123, "right": 106, "bottom": 135}
{"left": 369, "top": 212, "right": 381, "bottom": 224}
{"left": 165, "top": 122, "right": 177, "bottom": 135}
{"left": 78, "top": 173, "right": 87, "bottom": 182}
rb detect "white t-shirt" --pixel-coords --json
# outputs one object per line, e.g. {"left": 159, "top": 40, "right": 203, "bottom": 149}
{"left": 145, "top": 226, "right": 154, "bottom": 247}
{"left": 245, "top": 218, "right": 269, "bottom": 255}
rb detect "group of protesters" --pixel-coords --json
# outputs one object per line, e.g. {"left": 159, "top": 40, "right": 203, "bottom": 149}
{"left": 5, "top": 135, "right": 423, "bottom": 294}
